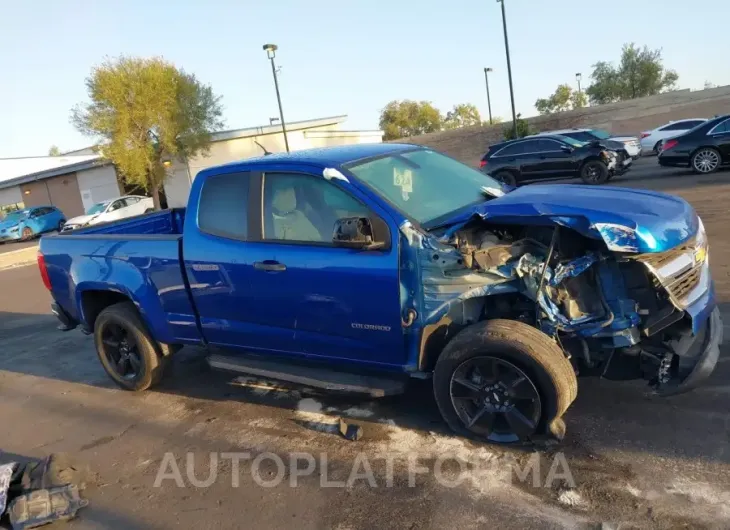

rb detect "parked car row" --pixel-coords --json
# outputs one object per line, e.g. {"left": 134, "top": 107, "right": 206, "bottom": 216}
{"left": 640, "top": 118, "right": 707, "bottom": 155}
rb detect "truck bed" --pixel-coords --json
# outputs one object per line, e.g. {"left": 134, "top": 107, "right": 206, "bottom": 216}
{"left": 39, "top": 207, "right": 198, "bottom": 345}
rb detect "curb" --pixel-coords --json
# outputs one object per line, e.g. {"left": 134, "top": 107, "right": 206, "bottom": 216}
{"left": 0, "top": 247, "right": 39, "bottom": 271}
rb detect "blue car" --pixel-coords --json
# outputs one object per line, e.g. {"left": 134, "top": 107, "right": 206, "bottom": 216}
{"left": 0, "top": 206, "right": 66, "bottom": 242}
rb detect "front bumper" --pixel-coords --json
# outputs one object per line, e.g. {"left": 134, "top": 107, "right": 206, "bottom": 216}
{"left": 0, "top": 230, "right": 22, "bottom": 241}
{"left": 657, "top": 306, "right": 722, "bottom": 396}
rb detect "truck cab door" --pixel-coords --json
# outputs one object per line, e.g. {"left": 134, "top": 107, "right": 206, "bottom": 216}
{"left": 183, "top": 169, "right": 405, "bottom": 367}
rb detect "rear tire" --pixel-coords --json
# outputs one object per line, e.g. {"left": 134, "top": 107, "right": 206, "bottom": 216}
{"left": 94, "top": 302, "right": 168, "bottom": 391}
{"left": 493, "top": 170, "right": 518, "bottom": 187}
{"left": 691, "top": 148, "right": 721, "bottom": 174}
{"left": 580, "top": 160, "right": 609, "bottom": 184}
{"left": 653, "top": 141, "right": 663, "bottom": 155}
{"left": 433, "top": 319, "right": 577, "bottom": 444}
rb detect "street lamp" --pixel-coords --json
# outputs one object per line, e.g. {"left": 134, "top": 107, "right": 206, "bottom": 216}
{"left": 263, "top": 43, "right": 290, "bottom": 153}
{"left": 575, "top": 72, "right": 582, "bottom": 94}
{"left": 497, "top": 0, "right": 517, "bottom": 139}
{"left": 483, "top": 68, "right": 494, "bottom": 125}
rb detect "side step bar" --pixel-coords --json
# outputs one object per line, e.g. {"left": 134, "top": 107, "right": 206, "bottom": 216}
{"left": 208, "top": 354, "right": 407, "bottom": 397}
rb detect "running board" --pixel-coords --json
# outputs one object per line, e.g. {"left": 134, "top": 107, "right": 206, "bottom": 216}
{"left": 207, "top": 354, "right": 407, "bottom": 397}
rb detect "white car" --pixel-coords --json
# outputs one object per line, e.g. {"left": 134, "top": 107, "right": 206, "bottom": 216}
{"left": 639, "top": 119, "right": 707, "bottom": 155}
{"left": 62, "top": 195, "right": 154, "bottom": 231}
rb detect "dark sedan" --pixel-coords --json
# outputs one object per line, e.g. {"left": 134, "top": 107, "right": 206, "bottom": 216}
{"left": 658, "top": 114, "right": 730, "bottom": 174}
{"left": 479, "top": 135, "right": 629, "bottom": 186}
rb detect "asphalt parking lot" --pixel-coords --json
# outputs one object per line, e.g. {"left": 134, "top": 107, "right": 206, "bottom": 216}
{"left": 1, "top": 157, "right": 729, "bottom": 529}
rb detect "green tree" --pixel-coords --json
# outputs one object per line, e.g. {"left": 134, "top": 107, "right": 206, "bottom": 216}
{"left": 72, "top": 56, "right": 224, "bottom": 209}
{"left": 585, "top": 44, "right": 679, "bottom": 105}
{"left": 502, "top": 114, "right": 532, "bottom": 140}
{"left": 443, "top": 103, "right": 481, "bottom": 129}
{"left": 534, "top": 84, "right": 589, "bottom": 115}
{"left": 48, "top": 145, "right": 61, "bottom": 156}
{"left": 379, "top": 100, "right": 443, "bottom": 140}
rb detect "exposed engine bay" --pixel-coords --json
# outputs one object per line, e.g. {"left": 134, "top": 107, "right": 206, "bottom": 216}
{"left": 415, "top": 217, "right": 718, "bottom": 394}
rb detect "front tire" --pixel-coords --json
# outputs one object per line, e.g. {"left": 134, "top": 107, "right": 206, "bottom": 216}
{"left": 21, "top": 227, "right": 33, "bottom": 241}
{"left": 94, "top": 302, "right": 168, "bottom": 391}
{"left": 691, "top": 148, "right": 721, "bottom": 174}
{"left": 580, "top": 160, "right": 609, "bottom": 184}
{"left": 433, "top": 320, "right": 577, "bottom": 444}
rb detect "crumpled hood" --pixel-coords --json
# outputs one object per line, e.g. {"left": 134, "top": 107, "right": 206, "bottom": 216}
{"left": 443, "top": 184, "right": 699, "bottom": 253}
{"left": 64, "top": 214, "right": 97, "bottom": 227}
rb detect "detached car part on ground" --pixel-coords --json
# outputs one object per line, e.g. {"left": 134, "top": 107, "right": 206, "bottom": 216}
{"left": 480, "top": 134, "right": 628, "bottom": 187}
{"left": 39, "top": 144, "right": 722, "bottom": 445}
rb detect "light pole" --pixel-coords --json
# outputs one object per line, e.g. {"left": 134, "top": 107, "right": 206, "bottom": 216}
{"left": 483, "top": 67, "right": 494, "bottom": 125}
{"left": 575, "top": 72, "right": 582, "bottom": 94}
{"left": 497, "top": 0, "right": 517, "bottom": 139}
{"left": 263, "top": 43, "right": 289, "bottom": 153}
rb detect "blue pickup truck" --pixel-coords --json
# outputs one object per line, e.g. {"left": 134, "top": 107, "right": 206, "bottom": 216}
{"left": 38, "top": 144, "right": 721, "bottom": 444}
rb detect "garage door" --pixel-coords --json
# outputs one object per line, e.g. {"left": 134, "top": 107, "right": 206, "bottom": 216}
{"left": 20, "top": 173, "right": 85, "bottom": 218}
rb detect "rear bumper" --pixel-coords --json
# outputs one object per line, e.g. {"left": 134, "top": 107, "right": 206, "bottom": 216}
{"left": 51, "top": 302, "right": 78, "bottom": 331}
{"left": 658, "top": 154, "right": 689, "bottom": 167}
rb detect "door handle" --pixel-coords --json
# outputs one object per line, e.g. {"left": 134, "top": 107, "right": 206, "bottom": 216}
{"left": 254, "top": 260, "right": 286, "bottom": 272}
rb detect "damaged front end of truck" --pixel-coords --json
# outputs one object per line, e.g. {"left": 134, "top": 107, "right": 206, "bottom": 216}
{"left": 404, "top": 185, "right": 721, "bottom": 397}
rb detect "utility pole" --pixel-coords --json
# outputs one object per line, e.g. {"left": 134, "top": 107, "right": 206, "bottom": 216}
{"left": 263, "top": 44, "right": 290, "bottom": 152}
{"left": 497, "top": 0, "right": 517, "bottom": 138}
{"left": 483, "top": 67, "right": 494, "bottom": 125}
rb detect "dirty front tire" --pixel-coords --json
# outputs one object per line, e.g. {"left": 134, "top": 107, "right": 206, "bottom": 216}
{"left": 433, "top": 319, "right": 577, "bottom": 444}
{"left": 94, "top": 302, "right": 168, "bottom": 391}
{"left": 580, "top": 160, "right": 609, "bottom": 184}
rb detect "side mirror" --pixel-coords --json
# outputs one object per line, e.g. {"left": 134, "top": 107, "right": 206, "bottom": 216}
{"left": 560, "top": 145, "right": 573, "bottom": 154}
{"left": 332, "top": 217, "right": 383, "bottom": 249}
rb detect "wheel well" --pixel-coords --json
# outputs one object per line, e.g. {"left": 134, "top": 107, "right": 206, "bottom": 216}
{"left": 690, "top": 145, "right": 722, "bottom": 159}
{"left": 418, "top": 292, "right": 536, "bottom": 372}
{"left": 80, "top": 290, "right": 132, "bottom": 330}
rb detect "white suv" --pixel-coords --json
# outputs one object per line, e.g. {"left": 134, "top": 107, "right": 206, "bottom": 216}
{"left": 639, "top": 119, "right": 707, "bottom": 155}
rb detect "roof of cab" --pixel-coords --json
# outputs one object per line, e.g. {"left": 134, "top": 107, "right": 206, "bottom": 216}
{"left": 201, "top": 143, "right": 421, "bottom": 174}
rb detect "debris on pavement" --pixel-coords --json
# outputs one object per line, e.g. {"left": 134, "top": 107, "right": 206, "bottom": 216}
{"left": 1, "top": 454, "right": 90, "bottom": 529}
{"left": 338, "top": 418, "right": 363, "bottom": 441}
{"left": 0, "top": 463, "right": 16, "bottom": 515}
{"left": 8, "top": 484, "right": 88, "bottom": 530}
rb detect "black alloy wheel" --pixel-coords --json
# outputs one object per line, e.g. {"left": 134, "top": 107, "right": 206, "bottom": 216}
{"left": 450, "top": 356, "right": 542, "bottom": 443}
{"left": 100, "top": 321, "right": 143, "bottom": 380}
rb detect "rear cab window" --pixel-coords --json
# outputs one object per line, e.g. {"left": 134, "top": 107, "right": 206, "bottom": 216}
{"left": 198, "top": 171, "right": 250, "bottom": 240}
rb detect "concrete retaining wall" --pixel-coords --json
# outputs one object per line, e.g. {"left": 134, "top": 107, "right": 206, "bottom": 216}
{"left": 396, "top": 85, "right": 730, "bottom": 166}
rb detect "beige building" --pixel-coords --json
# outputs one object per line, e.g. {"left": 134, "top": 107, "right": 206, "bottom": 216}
{"left": 164, "top": 115, "right": 383, "bottom": 207}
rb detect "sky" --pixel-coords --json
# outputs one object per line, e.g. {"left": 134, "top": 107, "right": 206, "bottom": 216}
{"left": 2, "top": 0, "right": 728, "bottom": 158}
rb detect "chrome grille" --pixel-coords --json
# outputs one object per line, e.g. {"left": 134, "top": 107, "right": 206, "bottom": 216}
{"left": 634, "top": 235, "right": 696, "bottom": 270}
{"left": 664, "top": 264, "right": 701, "bottom": 304}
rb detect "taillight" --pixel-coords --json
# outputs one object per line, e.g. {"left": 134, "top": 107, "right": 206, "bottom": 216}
{"left": 640, "top": 132, "right": 650, "bottom": 139}
{"left": 663, "top": 139, "right": 679, "bottom": 151}
{"left": 479, "top": 159, "right": 487, "bottom": 168}
{"left": 37, "top": 252, "right": 51, "bottom": 290}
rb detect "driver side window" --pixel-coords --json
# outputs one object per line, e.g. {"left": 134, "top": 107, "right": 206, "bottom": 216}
{"left": 262, "top": 173, "right": 370, "bottom": 244}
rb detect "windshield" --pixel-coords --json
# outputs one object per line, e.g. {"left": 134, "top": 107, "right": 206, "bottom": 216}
{"left": 346, "top": 149, "right": 502, "bottom": 227}
{"left": 588, "top": 129, "right": 611, "bottom": 140}
{"left": 554, "top": 135, "right": 586, "bottom": 148}
{"left": 2, "top": 210, "right": 29, "bottom": 223}
{"left": 86, "top": 202, "right": 109, "bottom": 215}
